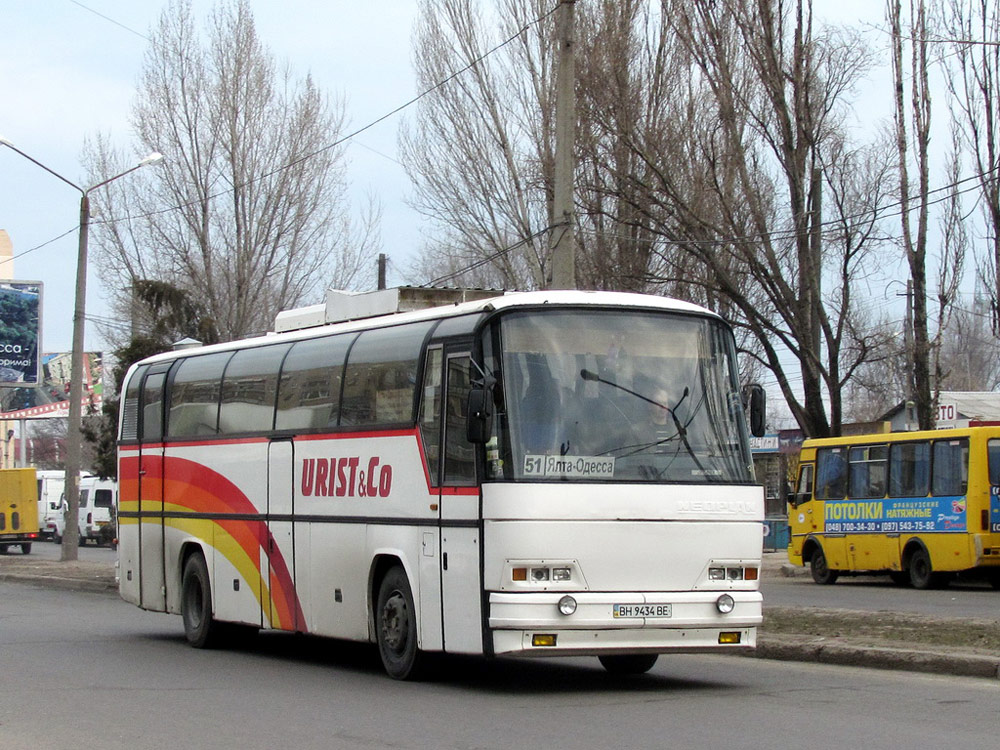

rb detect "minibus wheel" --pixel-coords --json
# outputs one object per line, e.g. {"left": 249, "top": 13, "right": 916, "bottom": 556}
{"left": 908, "top": 548, "right": 941, "bottom": 590}
{"left": 375, "top": 566, "right": 424, "bottom": 680}
{"left": 599, "top": 654, "right": 659, "bottom": 675}
{"left": 810, "top": 546, "right": 839, "bottom": 585}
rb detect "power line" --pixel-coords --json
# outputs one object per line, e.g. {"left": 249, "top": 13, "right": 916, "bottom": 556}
{"left": 0, "top": 227, "right": 78, "bottom": 266}
{"left": 67, "top": 0, "right": 150, "bottom": 42}
{"left": 426, "top": 225, "right": 555, "bottom": 287}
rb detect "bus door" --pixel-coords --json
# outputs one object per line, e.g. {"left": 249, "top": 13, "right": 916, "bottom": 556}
{"left": 138, "top": 367, "right": 168, "bottom": 612}
{"left": 420, "top": 346, "right": 483, "bottom": 653}
{"left": 266, "top": 438, "right": 298, "bottom": 631}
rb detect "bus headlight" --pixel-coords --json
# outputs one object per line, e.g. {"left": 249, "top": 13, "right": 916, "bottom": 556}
{"left": 558, "top": 595, "right": 577, "bottom": 615}
{"left": 716, "top": 594, "right": 735, "bottom": 614}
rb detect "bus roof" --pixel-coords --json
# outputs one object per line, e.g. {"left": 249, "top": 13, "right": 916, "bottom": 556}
{"left": 129, "top": 290, "right": 721, "bottom": 368}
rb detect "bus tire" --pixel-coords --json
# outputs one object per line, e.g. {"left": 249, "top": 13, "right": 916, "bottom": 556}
{"left": 181, "top": 553, "right": 222, "bottom": 649}
{"left": 599, "top": 654, "right": 659, "bottom": 675}
{"left": 908, "top": 547, "right": 941, "bottom": 590}
{"left": 20, "top": 543, "right": 31, "bottom": 554}
{"left": 810, "top": 546, "right": 838, "bottom": 585}
{"left": 375, "top": 566, "right": 424, "bottom": 680}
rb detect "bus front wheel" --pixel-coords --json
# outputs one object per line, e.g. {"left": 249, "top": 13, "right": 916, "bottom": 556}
{"left": 810, "top": 546, "right": 839, "bottom": 585}
{"left": 375, "top": 566, "right": 424, "bottom": 680}
{"left": 599, "top": 654, "right": 659, "bottom": 675}
{"left": 181, "top": 553, "right": 223, "bottom": 648}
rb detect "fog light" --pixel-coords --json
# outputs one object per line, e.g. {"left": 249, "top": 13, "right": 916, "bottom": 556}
{"left": 719, "top": 631, "right": 742, "bottom": 644}
{"left": 558, "top": 595, "right": 577, "bottom": 615}
{"left": 532, "top": 634, "right": 557, "bottom": 647}
{"left": 716, "top": 594, "right": 735, "bottom": 614}
{"left": 531, "top": 568, "right": 550, "bottom": 582}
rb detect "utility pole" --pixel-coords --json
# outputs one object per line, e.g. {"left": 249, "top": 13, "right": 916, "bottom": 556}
{"left": 377, "top": 253, "right": 387, "bottom": 291}
{"left": 548, "top": 0, "right": 576, "bottom": 290}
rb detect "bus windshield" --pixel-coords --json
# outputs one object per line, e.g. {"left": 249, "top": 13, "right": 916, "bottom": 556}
{"left": 494, "top": 309, "right": 753, "bottom": 483}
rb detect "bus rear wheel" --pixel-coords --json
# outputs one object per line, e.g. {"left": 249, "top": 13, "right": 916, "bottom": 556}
{"left": 599, "top": 654, "right": 658, "bottom": 675}
{"left": 908, "top": 548, "right": 944, "bottom": 590}
{"left": 181, "top": 553, "right": 223, "bottom": 648}
{"left": 375, "top": 566, "right": 424, "bottom": 680}
{"left": 810, "top": 546, "right": 839, "bottom": 585}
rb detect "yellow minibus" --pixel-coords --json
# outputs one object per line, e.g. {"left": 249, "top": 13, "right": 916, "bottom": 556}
{"left": 788, "top": 426, "right": 1000, "bottom": 589}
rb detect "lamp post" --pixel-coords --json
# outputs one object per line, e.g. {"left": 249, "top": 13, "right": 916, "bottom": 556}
{"left": 0, "top": 137, "right": 162, "bottom": 561}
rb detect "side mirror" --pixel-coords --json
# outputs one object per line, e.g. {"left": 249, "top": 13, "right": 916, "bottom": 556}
{"left": 466, "top": 385, "right": 494, "bottom": 444}
{"left": 743, "top": 383, "right": 765, "bottom": 437}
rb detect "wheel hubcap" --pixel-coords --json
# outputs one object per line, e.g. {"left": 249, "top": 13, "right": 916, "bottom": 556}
{"left": 381, "top": 591, "right": 407, "bottom": 653}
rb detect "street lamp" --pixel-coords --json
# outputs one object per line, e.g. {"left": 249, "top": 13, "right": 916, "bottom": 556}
{"left": 0, "top": 136, "right": 162, "bottom": 561}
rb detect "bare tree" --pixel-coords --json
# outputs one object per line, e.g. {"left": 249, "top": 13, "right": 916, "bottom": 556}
{"left": 937, "top": 294, "right": 1000, "bottom": 390}
{"left": 85, "top": 0, "right": 378, "bottom": 342}
{"left": 887, "top": 0, "right": 936, "bottom": 428}
{"left": 939, "top": 0, "right": 1000, "bottom": 333}
{"left": 624, "top": 0, "right": 892, "bottom": 437}
{"left": 404, "top": 0, "right": 897, "bottom": 435}
{"left": 401, "top": 0, "right": 681, "bottom": 293}
{"left": 401, "top": 0, "right": 555, "bottom": 289}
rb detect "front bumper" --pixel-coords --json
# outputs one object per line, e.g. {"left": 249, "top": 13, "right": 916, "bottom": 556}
{"left": 488, "top": 590, "right": 762, "bottom": 656}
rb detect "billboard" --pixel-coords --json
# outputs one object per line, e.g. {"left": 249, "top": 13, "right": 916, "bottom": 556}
{"left": 0, "top": 281, "right": 41, "bottom": 386}
{"left": 0, "top": 351, "right": 103, "bottom": 419}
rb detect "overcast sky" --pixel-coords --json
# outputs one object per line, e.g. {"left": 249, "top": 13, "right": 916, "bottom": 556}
{"left": 2, "top": 0, "right": 894, "bottom": 356}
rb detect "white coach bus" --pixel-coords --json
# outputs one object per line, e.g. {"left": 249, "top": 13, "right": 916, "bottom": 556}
{"left": 117, "top": 289, "right": 765, "bottom": 679}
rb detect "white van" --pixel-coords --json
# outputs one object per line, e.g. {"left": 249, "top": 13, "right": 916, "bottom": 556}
{"left": 36, "top": 470, "right": 66, "bottom": 540}
{"left": 52, "top": 476, "right": 117, "bottom": 546}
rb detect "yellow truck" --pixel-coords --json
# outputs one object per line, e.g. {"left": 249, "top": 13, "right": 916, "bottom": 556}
{"left": 0, "top": 468, "right": 40, "bottom": 554}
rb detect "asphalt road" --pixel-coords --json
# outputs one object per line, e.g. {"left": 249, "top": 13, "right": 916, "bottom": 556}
{"left": 762, "top": 572, "right": 999, "bottom": 620}
{"left": 1, "top": 581, "right": 997, "bottom": 750}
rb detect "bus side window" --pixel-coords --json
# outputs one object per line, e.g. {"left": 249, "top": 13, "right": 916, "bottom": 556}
{"left": 140, "top": 372, "right": 166, "bottom": 443}
{"left": 419, "top": 348, "right": 443, "bottom": 486}
{"left": 790, "top": 463, "right": 814, "bottom": 507}
{"left": 990, "top": 440, "right": 1000, "bottom": 486}
{"left": 848, "top": 445, "right": 887, "bottom": 499}
{"left": 815, "top": 448, "right": 847, "bottom": 500}
{"left": 932, "top": 438, "right": 969, "bottom": 496}
{"left": 889, "top": 441, "right": 929, "bottom": 497}
{"left": 219, "top": 343, "right": 290, "bottom": 434}
{"left": 443, "top": 354, "right": 476, "bottom": 485}
{"left": 167, "top": 352, "right": 233, "bottom": 438}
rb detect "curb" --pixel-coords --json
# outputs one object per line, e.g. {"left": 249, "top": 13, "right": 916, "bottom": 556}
{"left": 753, "top": 636, "right": 1000, "bottom": 680}
{"left": 0, "top": 568, "right": 118, "bottom": 593}
{"left": 0, "top": 570, "right": 118, "bottom": 594}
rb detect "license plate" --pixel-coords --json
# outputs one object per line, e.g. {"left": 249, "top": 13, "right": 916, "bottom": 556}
{"left": 613, "top": 603, "right": 672, "bottom": 618}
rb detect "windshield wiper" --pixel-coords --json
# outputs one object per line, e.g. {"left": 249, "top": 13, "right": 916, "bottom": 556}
{"left": 580, "top": 369, "right": 707, "bottom": 472}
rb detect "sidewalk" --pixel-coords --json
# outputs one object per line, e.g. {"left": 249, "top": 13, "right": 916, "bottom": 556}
{"left": 2, "top": 550, "right": 997, "bottom": 680}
